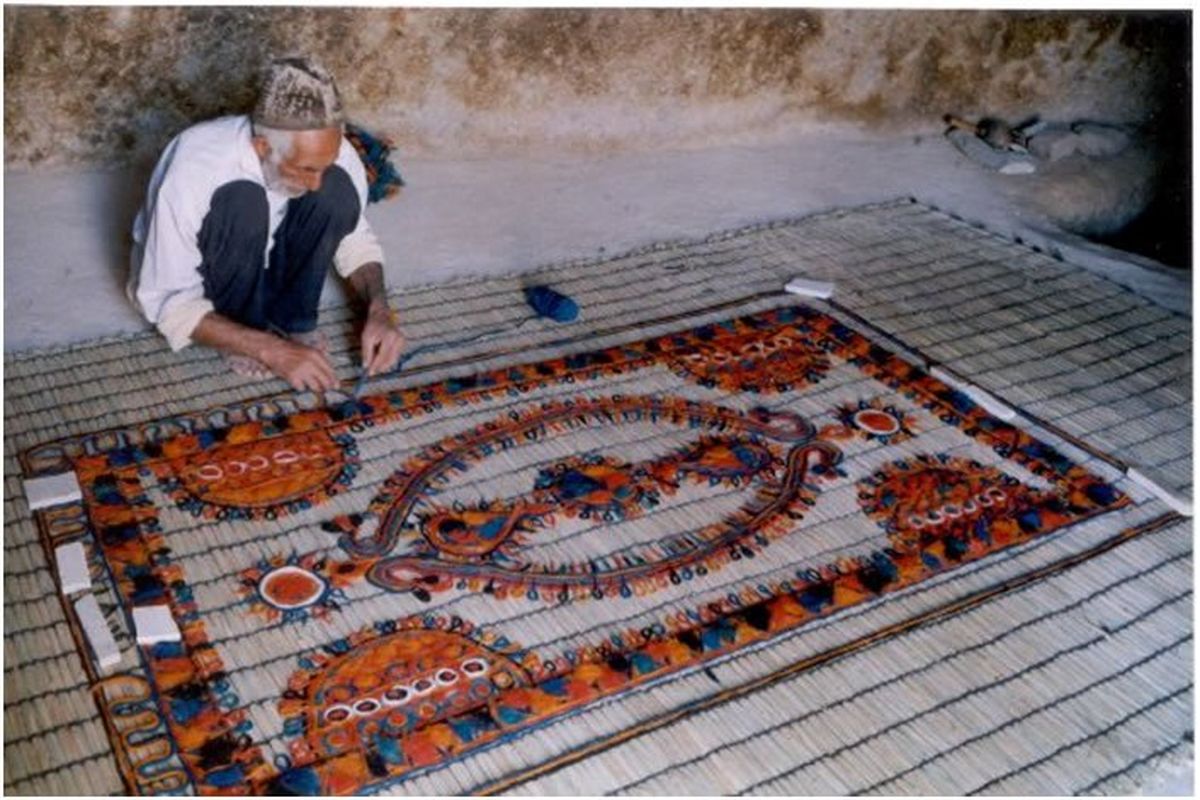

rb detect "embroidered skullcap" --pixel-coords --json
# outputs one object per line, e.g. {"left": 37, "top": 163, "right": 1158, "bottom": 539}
{"left": 252, "top": 57, "right": 345, "bottom": 131}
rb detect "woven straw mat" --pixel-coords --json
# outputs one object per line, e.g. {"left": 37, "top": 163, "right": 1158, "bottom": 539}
{"left": 4, "top": 199, "right": 1191, "bottom": 795}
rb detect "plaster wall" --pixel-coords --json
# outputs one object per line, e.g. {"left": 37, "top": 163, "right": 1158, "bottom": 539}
{"left": 4, "top": 6, "right": 1189, "bottom": 169}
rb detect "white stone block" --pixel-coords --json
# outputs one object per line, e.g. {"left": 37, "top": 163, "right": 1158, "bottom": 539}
{"left": 23, "top": 471, "right": 82, "bottom": 510}
{"left": 54, "top": 541, "right": 91, "bottom": 595}
{"left": 74, "top": 593, "right": 121, "bottom": 669}
{"left": 133, "top": 605, "right": 181, "bottom": 645}
{"left": 1128, "top": 466, "right": 1193, "bottom": 517}
{"left": 785, "top": 277, "right": 835, "bottom": 299}
{"left": 929, "top": 367, "right": 1018, "bottom": 421}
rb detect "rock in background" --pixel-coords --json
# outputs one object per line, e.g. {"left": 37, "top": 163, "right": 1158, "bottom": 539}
{"left": 3, "top": 7, "right": 1187, "bottom": 168}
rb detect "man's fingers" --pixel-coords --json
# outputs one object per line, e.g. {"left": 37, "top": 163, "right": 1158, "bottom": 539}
{"left": 290, "top": 366, "right": 319, "bottom": 393}
{"left": 313, "top": 351, "right": 337, "bottom": 388}
{"left": 361, "top": 316, "right": 404, "bottom": 377}
{"left": 366, "top": 337, "right": 388, "bottom": 375}
{"left": 299, "top": 369, "right": 335, "bottom": 394}
{"left": 311, "top": 370, "right": 336, "bottom": 393}
{"left": 379, "top": 333, "right": 405, "bottom": 373}
{"left": 292, "top": 373, "right": 314, "bottom": 393}
{"left": 361, "top": 334, "right": 375, "bottom": 374}
{"left": 368, "top": 331, "right": 403, "bottom": 375}
{"left": 364, "top": 329, "right": 397, "bottom": 376}
{"left": 359, "top": 325, "right": 381, "bottom": 374}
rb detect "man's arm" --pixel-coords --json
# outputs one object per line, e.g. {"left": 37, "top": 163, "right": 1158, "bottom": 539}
{"left": 192, "top": 312, "right": 338, "bottom": 392}
{"left": 346, "top": 262, "right": 405, "bottom": 376}
{"left": 346, "top": 260, "right": 388, "bottom": 307}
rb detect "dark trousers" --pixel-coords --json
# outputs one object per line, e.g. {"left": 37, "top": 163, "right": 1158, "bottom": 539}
{"left": 196, "top": 165, "right": 359, "bottom": 334}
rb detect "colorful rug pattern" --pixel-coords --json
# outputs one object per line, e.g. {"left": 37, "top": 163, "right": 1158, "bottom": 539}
{"left": 22, "top": 305, "right": 1130, "bottom": 795}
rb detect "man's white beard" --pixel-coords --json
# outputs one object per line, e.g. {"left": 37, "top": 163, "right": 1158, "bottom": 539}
{"left": 262, "top": 153, "right": 307, "bottom": 199}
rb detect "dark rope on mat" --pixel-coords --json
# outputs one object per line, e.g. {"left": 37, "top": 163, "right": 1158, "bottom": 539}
{"left": 468, "top": 511, "right": 1185, "bottom": 795}
{"left": 335, "top": 288, "right": 785, "bottom": 394}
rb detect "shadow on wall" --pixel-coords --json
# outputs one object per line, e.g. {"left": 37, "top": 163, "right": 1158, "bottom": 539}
{"left": 1093, "top": 29, "right": 1192, "bottom": 273}
{"left": 103, "top": 161, "right": 159, "bottom": 299}
{"left": 1094, "top": 12, "right": 1190, "bottom": 272}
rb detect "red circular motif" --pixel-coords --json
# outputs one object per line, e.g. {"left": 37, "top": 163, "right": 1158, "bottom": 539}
{"left": 853, "top": 409, "right": 901, "bottom": 436}
{"left": 260, "top": 566, "right": 326, "bottom": 609}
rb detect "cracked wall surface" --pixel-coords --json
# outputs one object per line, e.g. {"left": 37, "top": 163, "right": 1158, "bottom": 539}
{"left": 3, "top": 7, "right": 1189, "bottom": 169}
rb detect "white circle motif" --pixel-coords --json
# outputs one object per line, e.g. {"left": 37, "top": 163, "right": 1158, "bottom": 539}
{"left": 353, "top": 698, "right": 380, "bottom": 715}
{"left": 382, "top": 685, "right": 412, "bottom": 706}
{"left": 196, "top": 464, "right": 225, "bottom": 482}
{"left": 461, "top": 658, "right": 490, "bottom": 675}
{"left": 324, "top": 704, "right": 353, "bottom": 724}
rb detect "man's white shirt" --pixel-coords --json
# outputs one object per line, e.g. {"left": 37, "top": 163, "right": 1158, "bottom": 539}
{"left": 128, "top": 115, "right": 383, "bottom": 350}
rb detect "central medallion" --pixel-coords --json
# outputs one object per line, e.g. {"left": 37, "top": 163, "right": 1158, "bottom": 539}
{"left": 327, "top": 395, "right": 841, "bottom": 602}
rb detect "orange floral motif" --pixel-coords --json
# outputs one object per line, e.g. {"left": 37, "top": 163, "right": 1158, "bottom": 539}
{"left": 858, "top": 453, "right": 1054, "bottom": 556}
{"left": 343, "top": 398, "right": 838, "bottom": 602}
{"left": 670, "top": 323, "right": 831, "bottom": 393}
{"left": 170, "top": 430, "right": 343, "bottom": 506}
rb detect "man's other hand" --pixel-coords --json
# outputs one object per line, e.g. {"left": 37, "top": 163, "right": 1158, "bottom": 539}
{"left": 361, "top": 301, "right": 405, "bottom": 377}
{"left": 263, "top": 338, "right": 338, "bottom": 393}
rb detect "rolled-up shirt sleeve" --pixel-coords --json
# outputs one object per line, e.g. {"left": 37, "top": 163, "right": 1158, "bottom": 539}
{"left": 332, "top": 140, "right": 385, "bottom": 278}
{"left": 333, "top": 216, "right": 384, "bottom": 278}
{"left": 132, "top": 176, "right": 213, "bottom": 351}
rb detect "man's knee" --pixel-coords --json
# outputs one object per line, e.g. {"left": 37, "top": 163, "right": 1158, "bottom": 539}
{"left": 200, "top": 180, "right": 269, "bottom": 258}
{"left": 208, "top": 180, "right": 269, "bottom": 229}
{"left": 307, "top": 165, "right": 359, "bottom": 229}
{"left": 199, "top": 180, "right": 269, "bottom": 321}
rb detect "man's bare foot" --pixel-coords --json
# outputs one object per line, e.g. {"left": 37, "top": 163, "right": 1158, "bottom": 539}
{"left": 288, "top": 329, "right": 329, "bottom": 353}
{"left": 225, "top": 351, "right": 272, "bottom": 378}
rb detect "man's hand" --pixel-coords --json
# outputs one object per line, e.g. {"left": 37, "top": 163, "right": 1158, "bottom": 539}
{"left": 194, "top": 312, "right": 338, "bottom": 393}
{"left": 195, "top": 309, "right": 338, "bottom": 391}
{"left": 361, "top": 300, "right": 405, "bottom": 377}
{"left": 261, "top": 337, "right": 339, "bottom": 393}
{"left": 346, "top": 263, "right": 404, "bottom": 377}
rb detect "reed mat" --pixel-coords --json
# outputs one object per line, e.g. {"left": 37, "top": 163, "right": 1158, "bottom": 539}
{"left": 4, "top": 199, "right": 1191, "bottom": 795}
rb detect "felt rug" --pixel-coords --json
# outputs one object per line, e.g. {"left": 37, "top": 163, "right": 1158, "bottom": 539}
{"left": 5, "top": 199, "right": 1192, "bottom": 795}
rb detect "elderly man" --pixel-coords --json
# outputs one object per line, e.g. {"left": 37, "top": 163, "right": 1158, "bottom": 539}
{"left": 128, "top": 57, "right": 405, "bottom": 392}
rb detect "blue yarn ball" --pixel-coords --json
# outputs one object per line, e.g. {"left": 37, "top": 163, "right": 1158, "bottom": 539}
{"left": 524, "top": 285, "right": 579, "bottom": 322}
